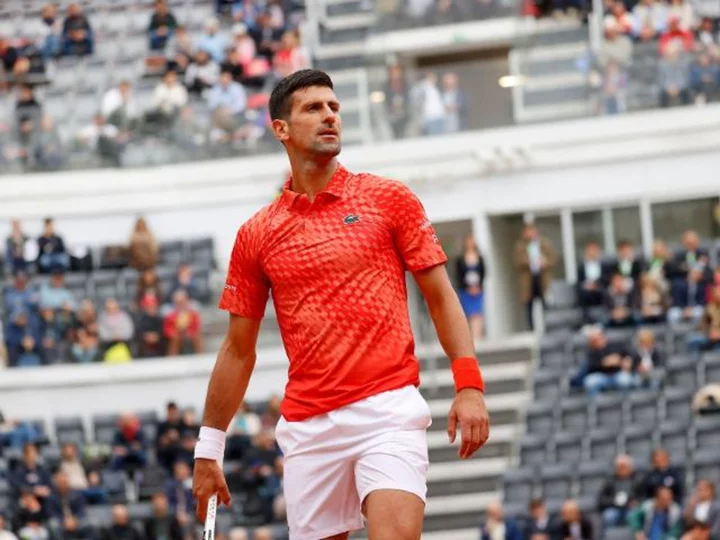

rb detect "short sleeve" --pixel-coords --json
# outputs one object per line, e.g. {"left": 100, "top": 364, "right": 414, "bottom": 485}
{"left": 218, "top": 221, "right": 270, "bottom": 319}
{"left": 385, "top": 181, "right": 448, "bottom": 272}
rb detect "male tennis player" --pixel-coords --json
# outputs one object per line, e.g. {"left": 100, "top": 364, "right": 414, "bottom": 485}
{"left": 193, "top": 69, "right": 489, "bottom": 540}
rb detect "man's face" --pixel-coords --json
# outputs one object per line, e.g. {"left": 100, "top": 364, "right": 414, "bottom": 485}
{"left": 697, "top": 481, "right": 713, "bottom": 501}
{"left": 443, "top": 72, "right": 458, "bottom": 90}
{"left": 611, "top": 275, "right": 625, "bottom": 291}
{"left": 152, "top": 494, "right": 169, "bottom": 516}
{"left": 119, "top": 83, "right": 130, "bottom": 99}
{"left": 653, "top": 450, "right": 670, "bottom": 469}
{"left": 220, "top": 72, "right": 232, "bottom": 87}
{"left": 585, "top": 243, "right": 600, "bottom": 261}
{"left": 684, "top": 232, "right": 699, "bottom": 251}
{"left": 112, "top": 505, "right": 128, "bottom": 526}
{"left": 164, "top": 71, "right": 177, "bottom": 87}
{"left": 275, "top": 86, "right": 342, "bottom": 158}
{"left": 61, "top": 443, "right": 76, "bottom": 461}
{"left": 174, "top": 462, "right": 190, "bottom": 480}
{"left": 14, "top": 273, "right": 27, "bottom": 289}
{"left": 51, "top": 273, "right": 64, "bottom": 288}
{"left": 68, "top": 3, "right": 80, "bottom": 16}
{"left": 656, "top": 487, "right": 673, "bottom": 509}
{"left": 24, "top": 445, "right": 38, "bottom": 466}
{"left": 167, "top": 405, "right": 180, "bottom": 422}
{"left": 55, "top": 472, "right": 70, "bottom": 494}
{"left": 44, "top": 220, "right": 54, "bottom": 235}
{"left": 590, "top": 331, "right": 607, "bottom": 349}
{"left": 616, "top": 459, "right": 632, "bottom": 478}
{"left": 618, "top": 245, "right": 633, "bottom": 260}
{"left": 156, "top": 1, "right": 168, "bottom": 14}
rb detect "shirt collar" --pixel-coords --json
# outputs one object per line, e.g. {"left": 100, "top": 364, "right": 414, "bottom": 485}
{"left": 280, "top": 163, "right": 350, "bottom": 207}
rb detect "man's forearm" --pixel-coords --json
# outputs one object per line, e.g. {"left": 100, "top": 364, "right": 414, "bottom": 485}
{"left": 201, "top": 337, "right": 256, "bottom": 431}
{"left": 426, "top": 292, "right": 476, "bottom": 362}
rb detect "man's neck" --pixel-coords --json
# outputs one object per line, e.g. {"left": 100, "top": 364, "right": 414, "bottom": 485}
{"left": 288, "top": 157, "right": 339, "bottom": 202}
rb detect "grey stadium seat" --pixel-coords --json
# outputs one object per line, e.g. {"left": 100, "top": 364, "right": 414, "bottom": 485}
{"left": 701, "top": 352, "right": 720, "bottom": 385}
{"left": 519, "top": 434, "right": 548, "bottom": 467}
{"left": 659, "top": 421, "right": 689, "bottom": 464}
{"left": 605, "top": 527, "right": 633, "bottom": 540}
{"left": 553, "top": 431, "right": 584, "bottom": 464}
{"left": 548, "top": 280, "right": 577, "bottom": 309}
{"left": 693, "top": 414, "right": 720, "bottom": 450}
{"left": 55, "top": 416, "right": 86, "bottom": 445}
{"left": 693, "top": 448, "right": 720, "bottom": 484}
{"left": 560, "top": 396, "right": 589, "bottom": 432}
{"left": 533, "top": 369, "right": 563, "bottom": 402}
{"left": 577, "top": 460, "right": 610, "bottom": 497}
{"left": 664, "top": 387, "right": 694, "bottom": 424}
{"left": 622, "top": 424, "right": 655, "bottom": 462}
{"left": 91, "top": 272, "right": 121, "bottom": 304}
{"left": 525, "top": 399, "right": 556, "bottom": 435}
{"left": 86, "top": 504, "right": 114, "bottom": 528}
{"left": 593, "top": 393, "right": 625, "bottom": 431}
{"left": 502, "top": 467, "right": 536, "bottom": 505}
{"left": 666, "top": 355, "right": 698, "bottom": 391}
{"left": 628, "top": 390, "right": 660, "bottom": 427}
{"left": 540, "top": 463, "right": 574, "bottom": 501}
{"left": 93, "top": 413, "right": 120, "bottom": 445}
{"left": 588, "top": 428, "right": 619, "bottom": 462}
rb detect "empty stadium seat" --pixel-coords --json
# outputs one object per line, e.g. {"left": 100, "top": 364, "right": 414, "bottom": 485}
{"left": 519, "top": 434, "right": 547, "bottom": 467}
{"left": 502, "top": 466, "right": 536, "bottom": 505}
{"left": 588, "top": 429, "right": 618, "bottom": 462}
{"left": 659, "top": 421, "right": 689, "bottom": 464}
{"left": 548, "top": 280, "right": 577, "bottom": 309}
{"left": 55, "top": 416, "right": 86, "bottom": 446}
{"left": 701, "top": 352, "right": 720, "bottom": 385}
{"left": 93, "top": 413, "right": 120, "bottom": 445}
{"left": 664, "top": 387, "right": 694, "bottom": 424}
{"left": 605, "top": 527, "right": 633, "bottom": 540}
{"left": 667, "top": 355, "right": 698, "bottom": 391}
{"left": 577, "top": 460, "right": 610, "bottom": 497}
{"left": 692, "top": 448, "right": 720, "bottom": 484}
{"left": 533, "top": 369, "right": 563, "bottom": 401}
{"left": 693, "top": 414, "right": 720, "bottom": 450}
{"left": 559, "top": 396, "right": 588, "bottom": 432}
{"left": 102, "top": 470, "right": 128, "bottom": 503}
{"left": 593, "top": 393, "right": 625, "bottom": 431}
{"left": 525, "top": 400, "right": 556, "bottom": 435}
{"left": 622, "top": 424, "right": 655, "bottom": 461}
{"left": 553, "top": 431, "right": 584, "bottom": 464}
{"left": 627, "top": 390, "right": 660, "bottom": 427}
{"left": 540, "top": 463, "right": 574, "bottom": 501}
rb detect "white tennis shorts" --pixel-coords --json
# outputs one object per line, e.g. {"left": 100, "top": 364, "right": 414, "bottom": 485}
{"left": 275, "top": 385, "right": 432, "bottom": 540}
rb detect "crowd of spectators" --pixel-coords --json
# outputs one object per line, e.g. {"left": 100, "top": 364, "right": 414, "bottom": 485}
{"left": 0, "top": 0, "right": 309, "bottom": 172}
{"left": 375, "top": 0, "right": 515, "bottom": 31}
{"left": 595, "top": 0, "right": 720, "bottom": 115}
{"left": 0, "top": 399, "right": 285, "bottom": 540}
{"left": 1, "top": 217, "right": 206, "bottom": 368}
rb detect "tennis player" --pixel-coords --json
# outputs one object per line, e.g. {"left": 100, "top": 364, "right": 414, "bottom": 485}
{"left": 193, "top": 69, "right": 490, "bottom": 540}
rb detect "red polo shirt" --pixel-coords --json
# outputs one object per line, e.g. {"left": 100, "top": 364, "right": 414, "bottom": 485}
{"left": 219, "top": 165, "right": 447, "bottom": 421}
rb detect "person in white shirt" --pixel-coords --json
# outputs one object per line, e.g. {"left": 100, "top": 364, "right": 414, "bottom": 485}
{"left": 0, "top": 514, "right": 18, "bottom": 540}
{"left": 683, "top": 480, "right": 720, "bottom": 535}
{"left": 185, "top": 49, "right": 220, "bottom": 95}
{"left": 412, "top": 71, "right": 446, "bottom": 136}
{"left": 101, "top": 81, "right": 141, "bottom": 129}
{"left": 152, "top": 69, "right": 189, "bottom": 119}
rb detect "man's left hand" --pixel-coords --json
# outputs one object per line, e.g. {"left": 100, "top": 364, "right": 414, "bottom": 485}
{"left": 447, "top": 388, "right": 490, "bottom": 459}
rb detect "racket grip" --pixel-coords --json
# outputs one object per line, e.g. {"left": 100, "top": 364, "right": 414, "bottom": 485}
{"left": 203, "top": 494, "right": 218, "bottom": 540}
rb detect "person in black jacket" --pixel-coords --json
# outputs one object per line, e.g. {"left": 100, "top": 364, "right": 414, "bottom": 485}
{"left": 577, "top": 241, "right": 606, "bottom": 323}
{"left": 47, "top": 471, "right": 88, "bottom": 539}
{"left": 630, "top": 329, "right": 664, "bottom": 389}
{"left": 598, "top": 454, "right": 640, "bottom": 527}
{"left": 668, "top": 230, "right": 709, "bottom": 282}
{"left": 609, "top": 240, "right": 644, "bottom": 289}
{"left": 456, "top": 234, "right": 486, "bottom": 340}
{"left": 148, "top": 0, "right": 178, "bottom": 51}
{"left": 145, "top": 492, "right": 184, "bottom": 540}
{"left": 581, "top": 328, "right": 639, "bottom": 396}
{"left": 604, "top": 273, "right": 636, "bottom": 327}
{"left": 525, "top": 498, "right": 553, "bottom": 539}
{"left": 101, "top": 505, "right": 143, "bottom": 540}
{"left": 558, "top": 499, "right": 593, "bottom": 539}
{"left": 668, "top": 267, "right": 708, "bottom": 325}
{"left": 638, "top": 449, "right": 684, "bottom": 503}
{"left": 36, "top": 218, "right": 69, "bottom": 274}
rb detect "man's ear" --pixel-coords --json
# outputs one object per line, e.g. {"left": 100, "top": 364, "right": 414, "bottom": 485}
{"left": 271, "top": 119, "right": 289, "bottom": 142}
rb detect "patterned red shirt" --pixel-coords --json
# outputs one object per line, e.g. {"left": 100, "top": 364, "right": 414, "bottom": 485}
{"left": 219, "top": 165, "right": 447, "bottom": 421}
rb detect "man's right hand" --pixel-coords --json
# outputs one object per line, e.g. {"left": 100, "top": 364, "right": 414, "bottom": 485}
{"left": 192, "top": 458, "right": 231, "bottom": 522}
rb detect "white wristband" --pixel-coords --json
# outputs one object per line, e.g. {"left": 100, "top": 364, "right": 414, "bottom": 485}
{"left": 194, "top": 426, "right": 226, "bottom": 462}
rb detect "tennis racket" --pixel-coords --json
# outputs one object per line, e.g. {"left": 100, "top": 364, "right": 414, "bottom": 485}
{"left": 203, "top": 494, "right": 218, "bottom": 540}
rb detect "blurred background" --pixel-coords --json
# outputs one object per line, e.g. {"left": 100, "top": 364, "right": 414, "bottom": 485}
{"left": 1, "top": 0, "right": 720, "bottom": 539}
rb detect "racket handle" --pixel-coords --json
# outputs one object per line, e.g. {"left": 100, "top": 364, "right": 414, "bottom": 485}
{"left": 203, "top": 494, "right": 218, "bottom": 540}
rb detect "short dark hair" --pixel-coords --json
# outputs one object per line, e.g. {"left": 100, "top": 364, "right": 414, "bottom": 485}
{"left": 269, "top": 69, "right": 334, "bottom": 121}
{"left": 617, "top": 239, "right": 632, "bottom": 249}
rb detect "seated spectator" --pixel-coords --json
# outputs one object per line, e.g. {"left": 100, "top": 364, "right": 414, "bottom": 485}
{"left": 261, "top": 394, "right": 282, "bottom": 429}
{"left": 138, "top": 295, "right": 165, "bottom": 358}
{"left": 577, "top": 241, "right": 606, "bottom": 321}
{"left": 61, "top": 3, "right": 93, "bottom": 57}
{"left": 5, "top": 306, "right": 39, "bottom": 367}
{"left": 660, "top": 15, "right": 695, "bottom": 56}
{"left": 688, "top": 286, "right": 720, "bottom": 354}
{"left": 14, "top": 489, "right": 50, "bottom": 540}
{"left": 629, "top": 485, "right": 683, "bottom": 539}
{"left": 667, "top": 0, "right": 694, "bottom": 31}
{"left": 163, "top": 290, "right": 203, "bottom": 356}
{"left": 604, "top": 273, "right": 635, "bottom": 327}
{"left": 480, "top": 501, "right": 523, "bottom": 540}
{"left": 638, "top": 449, "right": 684, "bottom": 502}
{"left": 180, "top": 407, "right": 199, "bottom": 438}
{"left": 633, "top": 0, "right": 668, "bottom": 40}
{"left": 98, "top": 298, "right": 134, "bottom": 359}
{"left": 101, "top": 505, "right": 143, "bottom": 540}
{"left": 208, "top": 69, "right": 248, "bottom": 118}
{"left": 604, "top": 1, "right": 635, "bottom": 35}
{"left": 524, "top": 498, "right": 552, "bottom": 539}
{"left": 648, "top": 239, "right": 673, "bottom": 292}
{"left": 156, "top": 402, "right": 183, "bottom": 471}
{"left": 11, "top": 444, "right": 52, "bottom": 502}
{"left": 151, "top": 70, "right": 188, "bottom": 125}
{"left": 6, "top": 220, "right": 31, "bottom": 274}
{"left": 669, "top": 268, "right": 707, "bottom": 325}
{"left": 0, "top": 514, "right": 18, "bottom": 540}
{"left": 165, "top": 25, "right": 194, "bottom": 74}
{"left": 273, "top": 30, "right": 309, "bottom": 80}
{"left": 580, "top": 327, "right": 637, "bottom": 395}
{"left": 695, "top": 18, "right": 719, "bottom": 55}
{"left": 28, "top": 115, "right": 63, "bottom": 171}
{"left": 101, "top": 81, "right": 142, "bottom": 132}
{"left": 0, "top": 413, "right": 40, "bottom": 449}
{"left": 144, "top": 492, "right": 183, "bottom": 540}
{"left": 17, "top": 335, "right": 43, "bottom": 367}
{"left": 168, "top": 264, "right": 199, "bottom": 302}
{"left": 252, "top": 12, "right": 284, "bottom": 62}
{"left": 38, "top": 306, "right": 62, "bottom": 364}
{"left": 4, "top": 269, "right": 37, "bottom": 316}
{"left": 0, "top": 38, "right": 30, "bottom": 79}
{"left": 230, "top": 23, "right": 256, "bottom": 70}
{"left": 59, "top": 443, "right": 88, "bottom": 491}
{"left": 165, "top": 461, "right": 194, "bottom": 517}
{"left": 148, "top": 0, "right": 177, "bottom": 51}
{"left": 72, "top": 300, "right": 100, "bottom": 363}
{"left": 221, "top": 48, "right": 245, "bottom": 84}
{"left": 683, "top": 480, "right": 720, "bottom": 535}
{"left": 186, "top": 49, "right": 220, "bottom": 95}
{"left": 659, "top": 42, "right": 692, "bottom": 109}
{"left": 558, "top": 500, "right": 593, "bottom": 539}
{"left": 602, "top": 61, "right": 628, "bottom": 115}
{"left": 690, "top": 54, "right": 719, "bottom": 104}
{"left": 631, "top": 328, "right": 664, "bottom": 388}
{"left": 76, "top": 114, "right": 126, "bottom": 168}
{"left": 110, "top": 413, "right": 147, "bottom": 475}
{"left": 82, "top": 470, "right": 109, "bottom": 505}
{"left": 673, "top": 230, "right": 710, "bottom": 280}
{"left": 598, "top": 454, "right": 640, "bottom": 527}
{"left": 441, "top": 72, "right": 467, "bottom": 134}
{"left": 47, "top": 471, "right": 87, "bottom": 538}
{"left": 232, "top": 402, "right": 262, "bottom": 436}
{"left": 127, "top": 217, "right": 158, "bottom": 271}
{"left": 39, "top": 271, "right": 75, "bottom": 311}
{"left": 611, "top": 239, "right": 644, "bottom": 288}
{"left": 137, "top": 268, "right": 164, "bottom": 311}
{"left": 197, "top": 18, "right": 227, "bottom": 64}
{"left": 39, "top": 4, "right": 62, "bottom": 60}
{"left": 36, "top": 218, "right": 69, "bottom": 274}
{"left": 635, "top": 272, "right": 669, "bottom": 323}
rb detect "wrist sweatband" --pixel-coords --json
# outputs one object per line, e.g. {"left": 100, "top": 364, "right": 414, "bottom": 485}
{"left": 194, "top": 426, "right": 226, "bottom": 462}
{"left": 451, "top": 357, "right": 485, "bottom": 393}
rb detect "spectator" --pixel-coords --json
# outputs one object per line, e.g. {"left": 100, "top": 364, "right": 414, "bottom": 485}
{"left": 27, "top": 115, "right": 62, "bottom": 171}
{"left": 39, "top": 4, "right": 62, "bottom": 59}
{"left": 47, "top": 471, "right": 87, "bottom": 538}
{"left": 156, "top": 402, "right": 183, "bottom": 471}
{"left": 0, "top": 514, "right": 18, "bottom": 540}
{"left": 660, "top": 16, "right": 695, "bottom": 55}
{"left": 580, "top": 327, "right": 637, "bottom": 395}
{"left": 127, "top": 217, "right": 158, "bottom": 272}
{"left": 598, "top": 454, "right": 640, "bottom": 527}
{"left": 648, "top": 239, "right": 672, "bottom": 292}
{"left": 71, "top": 299, "right": 100, "bottom": 363}
{"left": 5, "top": 220, "right": 31, "bottom": 274}
{"left": 252, "top": 12, "right": 283, "bottom": 62}
{"left": 230, "top": 23, "right": 257, "bottom": 70}
{"left": 169, "top": 264, "right": 199, "bottom": 303}
{"left": 14, "top": 489, "right": 50, "bottom": 540}
{"left": 110, "top": 413, "right": 147, "bottom": 475}
{"left": 674, "top": 230, "right": 709, "bottom": 279}
{"left": 0, "top": 38, "right": 30, "bottom": 79}
{"left": 38, "top": 306, "right": 62, "bottom": 364}
{"left": 5, "top": 306, "right": 39, "bottom": 367}
{"left": 165, "top": 25, "right": 194, "bottom": 74}
{"left": 612, "top": 239, "right": 644, "bottom": 288}
{"left": 144, "top": 492, "right": 183, "bottom": 540}
{"left": 61, "top": 3, "right": 93, "bottom": 56}
{"left": 682, "top": 521, "right": 713, "bottom": 540}
{"left": 76, "top": 114, "right": 126, "bottom": 168}
{"left": 231, "top": 402, "right": 262, "bottom": 436}
{"left": 577, "top": 241, "right": 606, "bottom": 322}
{"left": 272, "top": 30, "right": 309, "bottom": 79}
{"left": 413, "top": 71, "right": 446, "bottom": 136}
{"left": 602, "top": 61, "right": 628, "bottom": 115}
{"left": 197, "top": 18, "right": 227, "bottom": 64}
{"left": 15, "top": 85, "right": 41, "bottom": 163}
{"left": 635, "top": 272, "right": 669, "bottom": 323}
{"left": 165, "top": 461, "right": 194, "bottom": 516}
{"left": 163, "top": 289, "right": 203, "bottom": 356}
{"left": 101, "top": 505, "right": 143, "bottom": 540}
{"left": 480, "top": 501, "right": 524, "bottom": 540}
{"left": 695, "top": 18, "right": 718, "bottom": 55}
{"left": 186, "top": 49, "right": 220, "bottom": 95}
{"left": 604, "top": 273, "right": 635, "bottom": 327}
{"left": 82, "top": 470, "right": 109, "bottom": 505}
{"left": 558, "top": 500, "right": 593, "bottom": 539}
{"left": 667, "top": 0, "right": 694, "bottom": 31}
{"left": 688, "top": 286, "right": 720, "bottom": 353}
{"left": 659, "top": 40, "right": 692, "bottom": 107}
{"left": 261, "top": 394, "right": 282, "bottom": 430}
{"left": 456, "top": 233, "right": 485, "bottom": 340}
{"left": 385, "top": 64, "right": 410, "bottom": 139}
{"left": 148, "top": 0, "right": 177, "bottom": 51}
{"left": 36, "top": 218, "right": 69, "bottom": 274}
{"left": 631, "top": 328, "right": 664, "bottom": 388}
{"left": 98, "top": 298, "right": 134, "bottom": 360}
{"left": 39, "top": 271, "right": 75, "bottom": 311}
{"left": 17, "top": 334, "right": 42, "bottom": 367}
{"left": 0, "top": 413, "right": 40, "bottom": 449}
{"left": 633, "top": 0, "right": 668, "bottom": 40}
{"left": 683, "top": 480, "right": 720, "bottom": 536}
{"left": 4, "top": 269, "right": 37, "bottom": 316}
{"left": 180, "top": 407, "right": 199, "bottom": 438}
{"left": 514, "top": 223, "right": 556, "bottom": 331}
{"left": 138, "top": 294, "right": 165, "bottom": 358}
{"left": 137, "top": 269, "right": 164, "bottom": 310}
{"left": 158, "top": 402, "right": 184, "bottom": 440}
{"left": 524, "top": 498, "right": 552, "bottom": 539}
{"left": 690, "top": 54, "right": 719, "bottom": 104}
{"left": 59, "top": 443, "right": 88, "bottom": 491}
{"left": 441, "top": 71, "right": 467, "bottom": 134}
{"left": 604, "top": 1, "right": 635, "bottom": 35}
{"left": 208, "top": 69, "right": 248, "bottom": 117}
{"left": 668, "top": 268, "right": 707, "bottom": 325}
{"left": 151, "top": 70, "right": 189, "bottom": 125}
{"left": 222, "top": 48, "right": 245, "bottom": 84}
{"left": 629, "top": 485, "right": 683, "bottom": 539}
{"left": 101, "top": 81, "right": 142, "bottom": 131}
{"left": 638, "top": 449, "right": 684, "bottom": 502}
{"left": 11, "top": 444, "right": 52, "bottom": 502}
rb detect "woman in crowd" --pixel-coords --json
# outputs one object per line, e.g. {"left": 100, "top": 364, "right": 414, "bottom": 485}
{"left": 456, "top": 233, "right": 486, "bottom": 340}
{"left": 128, "top": 217, "right": 158, "bottom": 271}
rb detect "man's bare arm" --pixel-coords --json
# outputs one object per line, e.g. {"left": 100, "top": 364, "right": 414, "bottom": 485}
{"left": 193, "top": 314, "right": 262, "bottom": 522}
{"left": 413, "top": 265, "right": 490, "bottom": 459}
